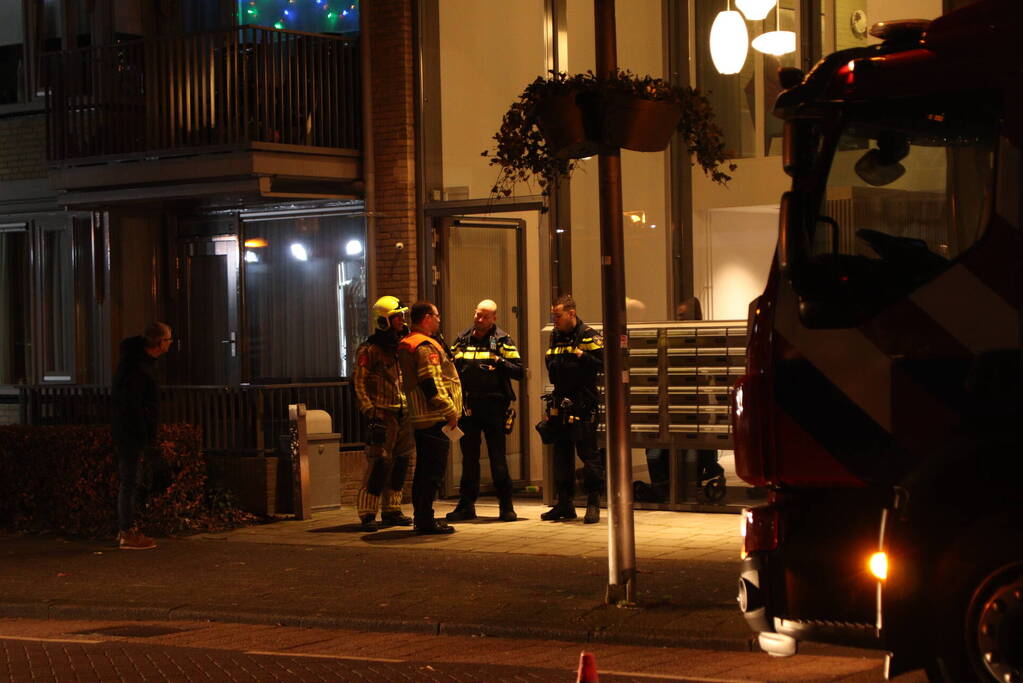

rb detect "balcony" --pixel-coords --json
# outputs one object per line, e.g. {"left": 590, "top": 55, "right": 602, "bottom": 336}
{"left": 45, "top": 27, "right": 362, "bottom": 205}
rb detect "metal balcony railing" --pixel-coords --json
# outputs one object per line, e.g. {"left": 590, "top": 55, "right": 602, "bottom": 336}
{"left": 46, "top": 26, "right": 360, "bottom": 162}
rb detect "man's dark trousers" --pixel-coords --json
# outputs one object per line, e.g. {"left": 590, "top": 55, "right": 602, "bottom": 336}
{"left": 552, "top": 420, "right": 602, "bottom": 503}
{"left": 116, "top": 438, "right": 146, "bottom": 532}
{"left": 412, "top": 421, "right": 450, "bottom": 524}
{"left": 457, "top": 399, "right": 513, "bottom": 505}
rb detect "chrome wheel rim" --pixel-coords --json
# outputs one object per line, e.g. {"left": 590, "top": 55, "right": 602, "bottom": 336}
{"left": 973, "top": 563, "right": 1023, "bottom": 682}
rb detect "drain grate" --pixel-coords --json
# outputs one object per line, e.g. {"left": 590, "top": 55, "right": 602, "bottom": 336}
{"left": 70, "top": 625, "right": 193, "bottom": 638}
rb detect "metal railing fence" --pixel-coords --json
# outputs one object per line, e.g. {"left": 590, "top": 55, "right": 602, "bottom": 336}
{"left": 46, "top": 26, "right": 360, "bottom": 161}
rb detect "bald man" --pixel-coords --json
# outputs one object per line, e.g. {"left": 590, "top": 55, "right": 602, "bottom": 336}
{"left": 447, "top": 300, "right": 524, "bottom": 522}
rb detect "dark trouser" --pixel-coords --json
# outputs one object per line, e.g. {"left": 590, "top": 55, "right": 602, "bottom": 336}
{"left": 116, "top": 437, "right": 166, "bottom": 531}
{"left": 458, "top": 400, "right": 513, "bottom": 507}
{"left": 412, "top": 421, "right": 450, "bottom": 524}
{"left": 552, "top": 420, "right": 602, "bottom": 504}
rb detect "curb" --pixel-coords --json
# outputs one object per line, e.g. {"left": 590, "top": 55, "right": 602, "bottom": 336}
{"left": 0, "top": 600, "right": 757, "bottom": 652}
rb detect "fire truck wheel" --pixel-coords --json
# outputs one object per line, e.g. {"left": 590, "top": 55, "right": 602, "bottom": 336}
{"left": 925, "top": 534, "right": 1023, "bottom": 683}
{"left": 964, "top": 558, "right": 1023, "bottom": 682}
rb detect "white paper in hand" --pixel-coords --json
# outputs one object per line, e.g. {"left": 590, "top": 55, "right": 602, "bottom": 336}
{"left": 442, "top": 424, "right": 464, "bottom": 441}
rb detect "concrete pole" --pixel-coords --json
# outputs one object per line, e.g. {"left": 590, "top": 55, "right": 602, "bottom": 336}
{"left": 594, "top": 0, "right": 636, "bottom": 604}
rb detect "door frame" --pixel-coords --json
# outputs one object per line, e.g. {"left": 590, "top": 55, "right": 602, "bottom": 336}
{"left": 431, "top": 213, "right": 531, "bottom": 492}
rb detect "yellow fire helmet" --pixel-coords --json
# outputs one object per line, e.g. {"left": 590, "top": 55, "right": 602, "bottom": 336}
{"left": 372, "top": 295, "right": 409, "bottom": 331}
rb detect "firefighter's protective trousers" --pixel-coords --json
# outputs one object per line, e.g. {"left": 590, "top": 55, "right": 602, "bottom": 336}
{"left": 356, "top": 409, "right": 414, "bottom": 517}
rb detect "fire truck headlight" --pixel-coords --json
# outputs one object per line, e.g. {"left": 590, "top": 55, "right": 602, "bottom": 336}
{"left": 869, "top": 552, "right": 888, "bottom": 580}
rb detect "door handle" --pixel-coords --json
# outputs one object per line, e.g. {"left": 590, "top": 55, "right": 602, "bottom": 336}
{"left": 221, "top": 332, "right": 237, "bottom": 357}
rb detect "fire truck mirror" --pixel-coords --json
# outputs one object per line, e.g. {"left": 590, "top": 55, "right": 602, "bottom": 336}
{"left": 782, "top": 120, "right": 814, "bottom": 178}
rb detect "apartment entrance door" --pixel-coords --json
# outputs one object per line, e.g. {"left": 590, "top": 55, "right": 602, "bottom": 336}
{"left": 180, "top": 235, "right": 240, "bottom": 385}
{"left": 434, "top": 216, "right": 528, "bottom": 496}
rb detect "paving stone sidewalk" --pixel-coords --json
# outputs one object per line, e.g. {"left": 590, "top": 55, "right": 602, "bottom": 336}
{"left": 0, "top": 499, "right": 754, "bottom": 651}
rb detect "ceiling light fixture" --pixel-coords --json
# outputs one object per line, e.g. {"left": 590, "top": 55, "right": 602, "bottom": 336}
{"left": 736, "top": 0, "right": 776, "bottom": 21}
{"left": 710, "top": 1, "right": 750, "bottom": 75}
{"left": 752, "top": 5, "right": 796, "bottom": 56}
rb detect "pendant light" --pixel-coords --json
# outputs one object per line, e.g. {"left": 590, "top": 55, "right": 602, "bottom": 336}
{"left": 735, "top": 0, "right": 776, "bottom": 21}
{"left": 710, "top": 0, "right": 749, "bottom": 75}
{"left": 752, "top": 4, "right": 796, "bottom": 56}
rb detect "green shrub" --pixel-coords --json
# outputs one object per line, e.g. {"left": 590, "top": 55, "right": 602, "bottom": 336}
{"left": 0, "top": 423, "right": 254, "bottom": 537}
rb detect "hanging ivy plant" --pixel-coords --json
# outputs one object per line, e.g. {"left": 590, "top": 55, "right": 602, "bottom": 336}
{"left": 482, "top": 70, "right": 736, "bottom": 209}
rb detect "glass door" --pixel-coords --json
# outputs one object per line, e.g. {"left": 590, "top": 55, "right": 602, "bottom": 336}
{"left": 435, "top": 216, "right": 527, "bottom": 495}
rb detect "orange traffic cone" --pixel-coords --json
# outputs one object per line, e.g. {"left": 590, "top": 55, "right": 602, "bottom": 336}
{"left": 576, "top": 651, "right": 598, "bottom": 683}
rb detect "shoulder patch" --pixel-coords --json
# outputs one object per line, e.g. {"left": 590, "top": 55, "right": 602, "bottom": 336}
{"left": 428, "top": 352, "right": 440, "bottom": 366}
{"left": 358, "top": 352, "right": 369, "bottom": 367}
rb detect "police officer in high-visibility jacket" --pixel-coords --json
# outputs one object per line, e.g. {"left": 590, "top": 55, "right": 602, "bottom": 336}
{"left": 397, "top": 301, "right": 463, "bottom": 535}
{"left": 353, "top": 296, "right": 414, "bottom": 532}
{"left": 446, "top": 299, "right": 523, "bottom": 523}
{"left": 542, "top": 294, "right": 605, "bottom": 524}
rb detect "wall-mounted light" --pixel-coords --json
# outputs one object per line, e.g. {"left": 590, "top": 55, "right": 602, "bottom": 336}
{"left": 710, "top": 2, "right": 750, "bottom": 75}
{"left": 736, "top": 0, "right": 776, "bottom": 21}
{"left": 752, "top": 6, "right": 796, "bottom": 56}
{"left": 290, "top": 243, "right": 309, "bottom": 261}
{"left": 345, "top": 239, "right": 363, "bottom": 256}
{"left": 624, "top": 210, "right": 647, "bottom": 225}
{"left": 244, "top": 237, "right": 268, "bottom": 248}
{"left": 244, "top": 250, "right": 259, "bottom": 263}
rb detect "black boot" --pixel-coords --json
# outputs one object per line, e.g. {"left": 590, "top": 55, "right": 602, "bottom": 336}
{"left": 540, "top": 500, "right": 577, "bottom": 521}
{"left": 380, "top": 511, "right": 413, "bottom": 527}
{"left": 498, "top": 500, "right": 517, "bottom": 522}
{"left": 359, "top": 514, "right": 379, "bottom": 532}
{"left": 584, "top": 495, "right": 600, "bottom": 524}
{"left": 445, "top": 503, "right": 477, "bottom": 522}
{"left": 414, "top": 518, "right": 456, "bottom": 535}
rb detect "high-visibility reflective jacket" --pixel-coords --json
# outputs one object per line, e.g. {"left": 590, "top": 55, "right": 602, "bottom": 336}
{"left": 545, "top": 318, "right": 603, "bottom": 406}
{"left": 398, "top": 332, "right": 463, "bottom": 428}
{"left": 353, "top": 329, "right": 407, "bottom": 417}
{"left": 450, "top": 325, "right": 523, "bottom": 404}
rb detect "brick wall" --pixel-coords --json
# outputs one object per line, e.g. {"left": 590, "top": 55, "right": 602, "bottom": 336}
{"left": 366, "top": 1, "right": 419, "bottom": 305}
{"left": 0, "top": 114, "right": 47, "bottom": 181}
{"left": 0, "top": 401, "right": 20, "bottom": 425}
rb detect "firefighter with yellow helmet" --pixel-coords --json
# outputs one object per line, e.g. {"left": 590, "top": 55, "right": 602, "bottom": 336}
{"left": 353, "top": 295, "right": 415, "bottom": 531}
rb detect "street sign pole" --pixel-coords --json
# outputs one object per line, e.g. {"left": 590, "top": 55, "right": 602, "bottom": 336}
{"left": 594, "top": 0, "right": 636, "bottom": 605}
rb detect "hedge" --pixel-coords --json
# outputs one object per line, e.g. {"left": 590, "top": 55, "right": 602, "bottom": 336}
{"left": 0, "top": 423, "right": 254, "bottom": 537}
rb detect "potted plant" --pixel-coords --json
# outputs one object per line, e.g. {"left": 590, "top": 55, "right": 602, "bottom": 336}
{"left": 483, "top": 70, "right": 736, "bottom": 206}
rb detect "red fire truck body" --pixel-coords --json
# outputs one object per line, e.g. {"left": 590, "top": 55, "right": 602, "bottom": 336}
{"left": 732, "top": 1, "right": 1023, "bottom": 680}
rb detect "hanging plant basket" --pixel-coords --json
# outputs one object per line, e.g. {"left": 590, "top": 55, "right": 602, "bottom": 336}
{"left": 602, "top": 94, "right": 682, "bottom": 152}
{"left": 534, "top": 90, "right": 601, "bottom": 159}
{"left": 483, "top": 70, "right": 735, "bottom": 209}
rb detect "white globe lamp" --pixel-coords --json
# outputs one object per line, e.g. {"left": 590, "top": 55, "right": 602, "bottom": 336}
{"left": 710, "top": 10, "right": 749, "bottom": 75}
{"left": 736, "top": 0, "right": 777, "bottom": 21}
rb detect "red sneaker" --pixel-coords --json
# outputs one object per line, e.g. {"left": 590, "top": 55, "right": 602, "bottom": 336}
{"left": 118, "top": 530, "right": 156, "bottom": 550}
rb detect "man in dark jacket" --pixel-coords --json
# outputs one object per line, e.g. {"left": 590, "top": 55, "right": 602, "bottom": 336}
{"left": 542, "top": 295, "right": 604, "bottom": 524}
{"left": 446, "top": 299, "right": 523, "bottom": 523}
{"left": 111, "top": 322, "right": 172, "bottom": 550}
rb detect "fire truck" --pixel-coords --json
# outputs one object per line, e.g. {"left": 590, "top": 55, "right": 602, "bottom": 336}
{"left": 731, "top": 1, "right": 1023, "bottom": 681}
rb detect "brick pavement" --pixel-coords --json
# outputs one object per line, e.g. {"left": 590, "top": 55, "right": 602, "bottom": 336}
{"left": 194, "top": 498, "right": 743, "bottom": 563}
{"left": 0, "top": 618, "right": 901, "bottom": 682}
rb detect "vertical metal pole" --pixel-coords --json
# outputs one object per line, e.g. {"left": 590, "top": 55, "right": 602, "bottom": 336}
{"left": 594, "top": 0, "right": 636, "bottom": 605}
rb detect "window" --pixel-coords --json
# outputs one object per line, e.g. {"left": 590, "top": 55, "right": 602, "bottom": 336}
{"left": 242, "top": 213, "right": 367, "bottom": 381}
{"left": 237, "top": 0, "right": 360, "bottom": 36}
{"left": 813, "top": 97, "right": 997, "bottom": 292}
{"left": 694, "top": 0, "right": 757, "bottom": 159}
{"left": 0, "top": 3, "right": 26, "bottom": 104}
{"left": 39, "top": 222, "right": 73, "bottom": 381}
{"left": 0, "top": 226, "right": 30, "bottom": 384}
